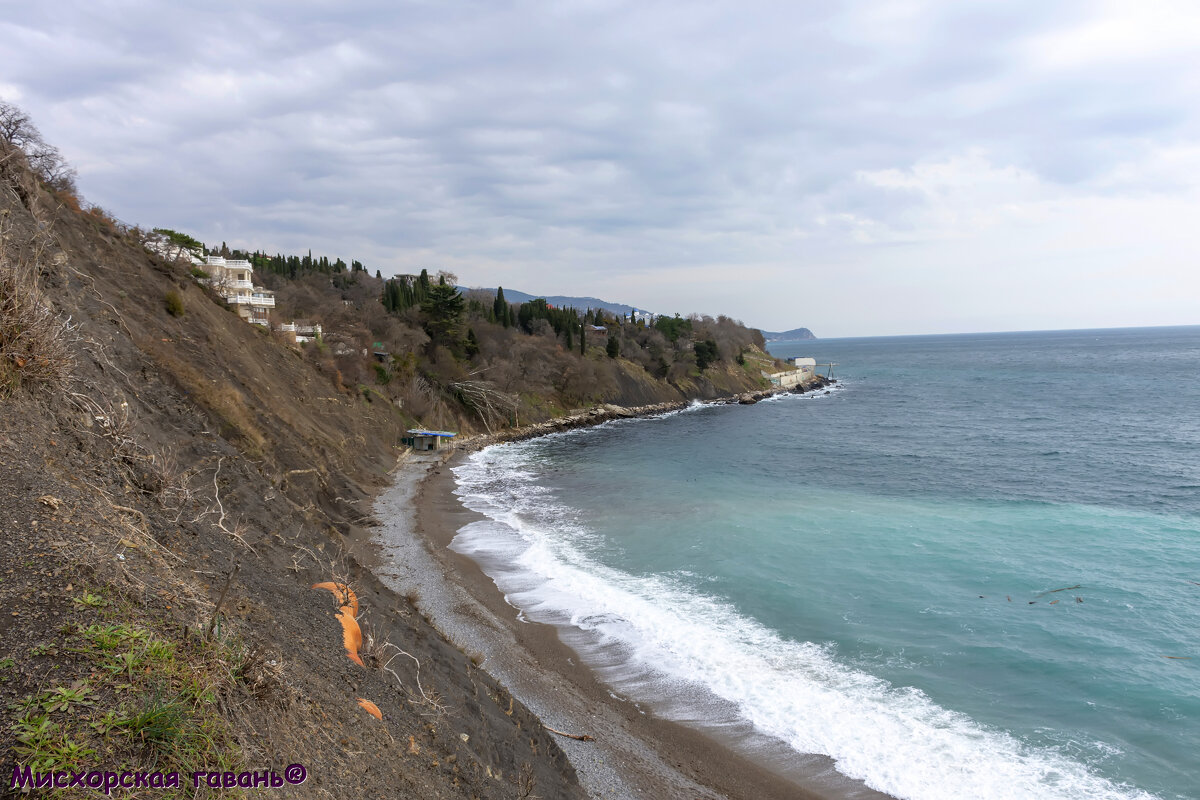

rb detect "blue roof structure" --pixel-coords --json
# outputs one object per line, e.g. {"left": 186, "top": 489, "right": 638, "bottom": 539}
{"left": 407, "top": 430, "right": 457, "bottom": 437}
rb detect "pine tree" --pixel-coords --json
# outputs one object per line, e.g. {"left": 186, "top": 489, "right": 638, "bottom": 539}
{"left": 420, "top": 283, "right": 465, "bottom": 347}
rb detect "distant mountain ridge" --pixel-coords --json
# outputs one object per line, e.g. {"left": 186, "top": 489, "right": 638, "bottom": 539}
{"left": 466, "top": 288, "right": 816, "bottom": 340}
{"left": 464, "top": 287, "right": 648, "bottom": 317}
{"left": 758, "top": 327, "right": 817, "bottom": 341}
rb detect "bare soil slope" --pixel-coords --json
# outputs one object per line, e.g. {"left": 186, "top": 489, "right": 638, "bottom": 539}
{"left": 1, "top": 140, "right": 583, "bottom": 798}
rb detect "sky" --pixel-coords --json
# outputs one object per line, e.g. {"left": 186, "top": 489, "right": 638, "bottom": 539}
{"left": 3, "top": 1, "right": 1199, "bottom": 337}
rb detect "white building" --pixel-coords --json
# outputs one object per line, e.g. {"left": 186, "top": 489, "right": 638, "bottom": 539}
{"left": 763, "top": 357, "right": 817, "bottom": 389}
{"left": 201, "top": 255, "right": 275, "bottom": 326}
{"left": 277, "top": 322, "right": 323, "bottom": 343}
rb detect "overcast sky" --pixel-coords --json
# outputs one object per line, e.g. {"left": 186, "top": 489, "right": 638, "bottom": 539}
{"left": 3, "top": 1, "right": 1198, "bottom": 336}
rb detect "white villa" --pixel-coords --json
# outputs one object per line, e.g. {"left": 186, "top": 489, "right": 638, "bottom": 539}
{"left": 200, "top": 255, "right": 275, "bottom": 326}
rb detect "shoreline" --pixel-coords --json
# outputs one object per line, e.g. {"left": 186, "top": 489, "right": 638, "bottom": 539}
{"left": 371, "top": 387, "right": 893, "bottom": 800}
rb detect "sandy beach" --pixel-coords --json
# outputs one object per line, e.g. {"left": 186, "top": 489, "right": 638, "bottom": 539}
{"left": 371, "top": 439, "right": 894, "bottom": 800}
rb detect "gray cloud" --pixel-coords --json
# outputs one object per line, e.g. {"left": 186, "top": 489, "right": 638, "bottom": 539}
{"left": 3, "top": 0, "right": 1198, "bottom": 335}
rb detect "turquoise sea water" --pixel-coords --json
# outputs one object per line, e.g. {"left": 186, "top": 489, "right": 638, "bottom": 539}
{"left": 451, "top": 326, "right": 1200, "bottom": 800}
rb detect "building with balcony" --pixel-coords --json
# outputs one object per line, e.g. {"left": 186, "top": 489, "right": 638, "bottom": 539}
{"left": 200, "top": 255, "right": 275, "bottom": 326}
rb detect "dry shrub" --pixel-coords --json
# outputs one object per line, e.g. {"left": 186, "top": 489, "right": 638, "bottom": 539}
{"left": 0, "top": 214, "right": 76, "bottom": 398}
{"left": 165, "top": 289, "right": 185, "bottom": 317}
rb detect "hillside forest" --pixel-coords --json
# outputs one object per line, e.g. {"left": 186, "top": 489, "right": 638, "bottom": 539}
{"left": 164, "top": 238, "right": 782, "bottom": 434}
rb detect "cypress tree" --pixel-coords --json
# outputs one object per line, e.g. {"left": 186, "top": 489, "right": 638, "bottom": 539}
{"left": 606, "top": 335, "right": 619, "bottom": 359}
{"left": 580, "top": 323, "right": 586, "bottom": 354}
{"left": 565, "top": 326, "right": 573, "bottom": 351}
{"left": 494, "top": 287, "right": 509, "bottom": 328}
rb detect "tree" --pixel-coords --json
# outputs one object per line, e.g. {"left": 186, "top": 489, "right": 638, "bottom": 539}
{"left": 493, "top": 287, "right": 510, "bottom": 328}
{"left": 0, "top": 100, "right": 77, "bottom": 194}
{"left": 151, "top": 228, "right": 204, "bottom": 263}
{"left": 606, "top": 334, "right": 620, "bottom": 359}
{"left": 420, "top": 282, "right": 465, "bottom": 348}
{"left": 0, "top": 101, "right": 34, "bottom": 148}
{"left": 694, "top": 339, "right": 720, "bottom": 371}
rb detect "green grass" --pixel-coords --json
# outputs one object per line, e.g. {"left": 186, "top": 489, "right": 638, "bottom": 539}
{"left": 73, "top": 589, "right": 108, "bottom": 608}
{"left": 6, "top": 590, "right": 249, "bottom": 786}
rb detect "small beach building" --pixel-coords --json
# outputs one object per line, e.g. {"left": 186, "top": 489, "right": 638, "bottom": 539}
{"left": 405, "top": 429, "right": 457, "bottom": 452}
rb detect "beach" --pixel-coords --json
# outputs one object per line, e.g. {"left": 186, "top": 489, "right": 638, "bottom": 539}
{"left": 370, "top": 431, "right": 893, "bottom": 800}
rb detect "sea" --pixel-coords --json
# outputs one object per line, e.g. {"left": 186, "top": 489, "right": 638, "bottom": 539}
{"left": 448, "top": 326, "right": 1200, "bottom": 800}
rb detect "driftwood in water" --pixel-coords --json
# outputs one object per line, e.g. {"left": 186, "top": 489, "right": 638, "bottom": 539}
{"left": 1035, "top": 584, "right": 1081, "bottom": 598}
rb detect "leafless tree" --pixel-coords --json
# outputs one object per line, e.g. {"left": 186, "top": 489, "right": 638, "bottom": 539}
{"left": 0, "top": 100, "right": 77, "bottom": 194}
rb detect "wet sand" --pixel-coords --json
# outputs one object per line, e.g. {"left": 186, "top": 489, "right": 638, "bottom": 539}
{"left": 372, "top": 448, "right": 895, "bottom": 800}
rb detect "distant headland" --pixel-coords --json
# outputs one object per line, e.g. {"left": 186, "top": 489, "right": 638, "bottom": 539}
{"left": 758, "top": 327, "right": 817, "bottom": 341}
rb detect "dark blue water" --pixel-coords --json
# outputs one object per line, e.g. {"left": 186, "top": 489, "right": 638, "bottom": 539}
{"left": 452, "top": 326, "right": 1200, "bottom": 800}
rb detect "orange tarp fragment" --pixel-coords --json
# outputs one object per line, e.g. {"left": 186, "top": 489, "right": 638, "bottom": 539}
{"left": 311, "top": 582, "right": 359, "bottom": 617}
{"left": 312, "top": 582, "right": 364, "bottom": 666}
{"left": 357, "top": 698, "right": 383, "bottom": 720}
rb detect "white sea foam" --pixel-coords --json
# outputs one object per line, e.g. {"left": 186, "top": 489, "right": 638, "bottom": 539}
{"left": 451, "top": 442, "right": 1159, "bottom": 800}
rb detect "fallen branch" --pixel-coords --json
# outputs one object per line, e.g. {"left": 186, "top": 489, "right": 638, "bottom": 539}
{"left": 544, "top": 726, "right": 595, "bottom": 742}
{"left": 205, "top": 562, "right": 240, "bottom": 639}
{"left": 203, "top": 457, "right": 256, "bottom": 552}
{"left": 110, "top": 504, "right": 145, "bottom": 522}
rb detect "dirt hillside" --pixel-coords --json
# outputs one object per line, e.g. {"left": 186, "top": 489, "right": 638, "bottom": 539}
{"left": 1, "top": 138, "right": 584, "bottom": 798}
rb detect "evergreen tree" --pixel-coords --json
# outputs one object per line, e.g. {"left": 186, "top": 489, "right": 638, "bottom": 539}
{"left": 565, "top": 326, "right": 573, "bottom": 351}
{"left": 580, "top": 324, "right": 586, "bottom": 354}
{"left": 494, "top": 287, "right": 509, "bottom": 328}
{"left": 420, "top": 282, "right": 465, "bottom": 347}
{"left": 606, "top": 335, "right": 620, "bottom": 359}
{"left": 694, "top": 339, "right": 720, "bottom": 371}
{"left": 465, "top": 328, "right": 480, "bottom": 358}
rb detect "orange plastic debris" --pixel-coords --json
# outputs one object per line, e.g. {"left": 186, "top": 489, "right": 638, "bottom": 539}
{"left": 313, "top": 581, "right": 364, "bottom": 666}
{"left": 339, "top": 610, "right": 364, "bottom": 666}
{"left": 311, "top": 582, "right": 359, "bottom": 617}
{"left": 357, "top": 698, "right": 382, "bottom": 720}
